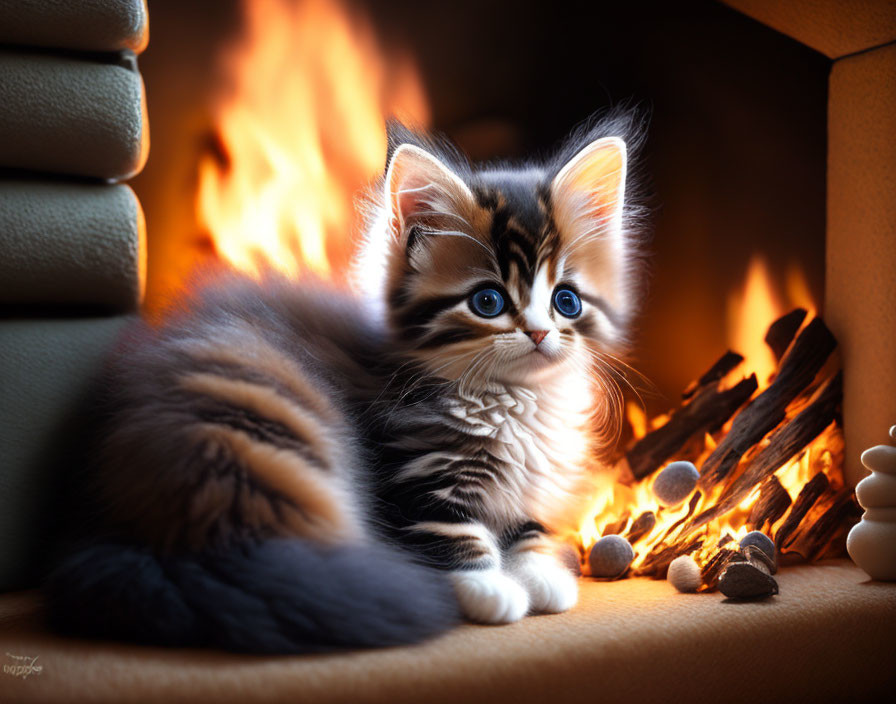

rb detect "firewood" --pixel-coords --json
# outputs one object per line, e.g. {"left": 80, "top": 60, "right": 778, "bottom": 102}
{"left": 801, "top": 490, "right": 862, "bottom": 561}
{"left": 748, "top": 476, "right": 792, "bottom": 533}
{"left": 625, "top": 511, "right": 656, "bottom": 544}
{"left": 699, "top": 547, "right": 740, "bottom": 592}
{"left": 699, "top": 318, "right": 837, "bottom": 488}
{"left": 718, "top": 545, "right": 779, "bottom": 599}
{"left": 774, "top": 471, "right": 830, "bottom": 550}
{"left": 764, "top": 308, "right": 808, "bottom": 362}
{"left": 683, "top": 350, "right": 745, "bottom": 400}
{"left": 627, "top": 370, "right": 757, "bottom": 481}
{"left": 685, "top": 372, "right": 841, "bottom": 534}
{"left": 601, "top": 513, "right": 629, "bottom": 536}
{"left": 635, "top": 535, "right": 703, "bottom": 579}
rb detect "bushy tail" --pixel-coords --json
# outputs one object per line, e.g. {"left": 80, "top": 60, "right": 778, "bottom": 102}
{"left": 45, "top": 539, "right": 459, "bottom": 653}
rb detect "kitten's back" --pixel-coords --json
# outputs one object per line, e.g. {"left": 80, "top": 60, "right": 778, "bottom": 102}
{"left": 45, "top": 274, "right": 459, "bottom": 652}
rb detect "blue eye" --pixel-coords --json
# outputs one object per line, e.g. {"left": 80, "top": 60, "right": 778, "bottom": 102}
{"left": 469, "top": 288, "right": 505, "bottom": 318}
{"left": 553, "top": 287, "right": 582, "bottom": 318}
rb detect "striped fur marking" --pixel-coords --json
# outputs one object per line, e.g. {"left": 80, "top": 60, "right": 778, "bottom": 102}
{"left": 175, "top": 327, "right": 342, "bottom": 426}
{"left": 196, "top": 424, "right": 361, "bottom": 543}
{"left": 178, "top": 372, "right": 336, "bottom": 471}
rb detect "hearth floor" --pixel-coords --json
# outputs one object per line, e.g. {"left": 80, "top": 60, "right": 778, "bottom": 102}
{"left": 1, "top": 560, "right": 893, "bottom": 703}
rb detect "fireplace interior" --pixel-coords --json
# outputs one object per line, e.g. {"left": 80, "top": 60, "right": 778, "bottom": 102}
{"left": 0, "top": 0, "right": 894, "bottom": 701}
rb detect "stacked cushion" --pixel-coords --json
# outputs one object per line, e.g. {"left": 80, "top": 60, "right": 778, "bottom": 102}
{"left": 0, "top": 0, "right": 149, "bottom": 590}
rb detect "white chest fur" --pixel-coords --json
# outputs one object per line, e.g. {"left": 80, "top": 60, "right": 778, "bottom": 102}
{"left": 444, "top": 375, "right": 595, "bottom": 529}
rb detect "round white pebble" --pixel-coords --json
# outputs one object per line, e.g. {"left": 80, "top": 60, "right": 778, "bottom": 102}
{"left": 667, "top": 554, "right": 701, "bottom": 593}
{"left": 861, "top": 445, "right": 896, "bottom": 475}
{"left": 653, "top": 461, "right": 700, "bottom": 507}
{"left": 588, "top": 535, "right": 634, "bottom": 579}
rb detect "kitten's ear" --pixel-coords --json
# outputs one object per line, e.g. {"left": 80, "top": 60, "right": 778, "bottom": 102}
{"left": 550, "top": 137, "right": 633, "bottom": 325}
{"left": 551, "top": 136, "right": 626, "bottom": 244}
{"left": 384, "top": 144, "right": 474, "bottom": 246}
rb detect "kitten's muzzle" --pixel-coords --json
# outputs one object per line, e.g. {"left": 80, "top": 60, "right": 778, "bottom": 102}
{"left": 524, "top": 330, "right": 549, "bottom": 346}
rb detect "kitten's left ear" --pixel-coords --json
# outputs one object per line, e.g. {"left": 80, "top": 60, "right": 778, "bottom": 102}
{"left": 550, "top": 137, "right": 633, "bottom": 326}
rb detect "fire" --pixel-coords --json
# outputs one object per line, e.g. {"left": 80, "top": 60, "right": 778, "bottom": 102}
{"left": 727, "top": 256, "right": 815, "bottom": 387}
{"left": 196, "top": 0, "right": 429, "bottom": 279}
{"left": 576, "top": 257, "right": 841, "bottom": 579}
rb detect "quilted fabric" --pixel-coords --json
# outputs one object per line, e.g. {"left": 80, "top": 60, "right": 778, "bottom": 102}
{"left": 0, "top": 317, "right": 133, "bottom": 591}
{"left": 0, "top": 51, "right": 148, "bottom": 180}
{"left": 0, "top": 0, "right": 148, "bottom": 54}
{"left": 0, "top": 180, "right": 145, "bottom": 310}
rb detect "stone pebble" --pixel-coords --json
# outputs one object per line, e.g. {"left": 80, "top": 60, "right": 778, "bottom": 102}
{"left": 667, "top": 555, "right": 701, "bottom": 593}
{"left": 739, "top": 531, "right": 775, "bottom": 562}
{"left": 848, "top": 427, "right": 896, "bottom": 581}
{"left": 588, "top": 535, "right": 634, "bottom": 579}
{"left": 861, "top": 444, "right": 896, "bottom": 475}
{"left": 652, "top": 461, "right": 699, "bottom": 507}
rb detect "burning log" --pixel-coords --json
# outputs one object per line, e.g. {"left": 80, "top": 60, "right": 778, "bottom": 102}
{"left": 684, "top": 350, "right": 746, "bottom": 399}
{"left": 699, "top": 317, "right": 837, "bottom": 489}
{"left": 699, "top": 547, "right": 739, "bottom": 592}
{"left": 625, "top": 511, "right": 656, "bottom": 544}
{"left": 626, "top": 351, "right": 757, "bottom": 481}
{"left": 792, "top": 490, "right": 862, "bottom": 561}
{"left": 748, "top": 476, "right": 792, "bottom": 533}
{"left": 774, "top": 471, "right": 830, "bottom": 550}
{"left": 685, "top": 371, "right": 842, "bottom": 533}
{"left": 764, "top": 308, "right": 807, "bottom": 361}
{"left": 581, "top": 310, "right": 852, "bottom": 596}
{"left": 635, "top": 535, "right": 703, "bottom": 579}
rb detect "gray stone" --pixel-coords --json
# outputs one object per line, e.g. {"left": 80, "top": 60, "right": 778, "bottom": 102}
{"left": 719, "top": 561, "right": 778, "bottom": 600}
{"left": 588, "top": 535, "right": 634, "bottom": 579}
{"left": 739, "top": 531, "right": 777, "bottom": 572}
{"left": 652, "top": 461, "right": 699, "bottom": 507}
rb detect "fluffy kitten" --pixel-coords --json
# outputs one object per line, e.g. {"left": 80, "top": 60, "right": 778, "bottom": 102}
{"left": 46, "top": 113, "right": 644, "bottom": 652}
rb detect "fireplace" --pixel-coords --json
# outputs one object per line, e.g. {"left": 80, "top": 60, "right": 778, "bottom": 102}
{"left": 128, "top": 0, "right": 894, "bottom": 569}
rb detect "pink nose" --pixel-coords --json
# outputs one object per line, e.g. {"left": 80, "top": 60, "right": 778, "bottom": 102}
{"left": 525, "top": 330, "right": 548, "bottom": 346}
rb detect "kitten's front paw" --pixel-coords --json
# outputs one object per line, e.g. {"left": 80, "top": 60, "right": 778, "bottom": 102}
{"left": 508, "top": 552, "right": 578, "bottom": 614}
{"left": 451, "top": 569, "right": 530, "bottom": 624}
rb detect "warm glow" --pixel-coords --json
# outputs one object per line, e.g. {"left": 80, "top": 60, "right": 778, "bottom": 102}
{"left": 727, "top": 256, "right": 816, "bottom": 388}
{"left": 197, "top": 0, "right": 429, "bottom": 279}
{"left": 575, "top": 257, "right": 836, "bottom": 579}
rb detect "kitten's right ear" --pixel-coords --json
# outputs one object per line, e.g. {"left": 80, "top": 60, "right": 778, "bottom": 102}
{"left": 384, "top": 144, "right": 474, "bottom": 246}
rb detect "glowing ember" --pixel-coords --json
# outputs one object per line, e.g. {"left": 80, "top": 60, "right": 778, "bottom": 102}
{"left": 575, "top": 259, "right": 850, "bottom": 583}
{"left": 197, "top": 0, "right": 429, "bottom": 279}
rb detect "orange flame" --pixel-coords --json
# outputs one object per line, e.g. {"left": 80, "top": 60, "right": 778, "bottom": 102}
{"left": 727, "top": 256, "right": 816, "bottom": 389}
{"left": 197, "top": 0, "right": 429, "bottom": 279}
{"left": 576, "top": 257, "right": 833, "bottom": 575}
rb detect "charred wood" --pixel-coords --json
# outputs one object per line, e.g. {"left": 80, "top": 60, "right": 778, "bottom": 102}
{"left": 764, "top": 308, "right": 808, "bottom": 362}
{"left": 748, "top": 476, "right": 792, "bottom": 534}
{"left": 627, "top": 372, "right": 757, "bottom": 481}
{"left": 684, "top": 372, "right": 841, "bottom": 534}
{"left": 774, "top": 471, "right": 830, "bottom": 550}
{"left": 699, "top": 318, "right": 837, "bottom": 488}
{"left": 625, "top": 511, "right": 656, "bottom": 544}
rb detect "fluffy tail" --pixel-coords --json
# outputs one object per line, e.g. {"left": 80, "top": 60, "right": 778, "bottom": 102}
{"left": 45, "top": 539, "right": 460, "bottom": 653}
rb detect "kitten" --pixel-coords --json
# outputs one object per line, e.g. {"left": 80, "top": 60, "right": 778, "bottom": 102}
{"left": 46, "top": 112, "right": 644, "bottom": 652}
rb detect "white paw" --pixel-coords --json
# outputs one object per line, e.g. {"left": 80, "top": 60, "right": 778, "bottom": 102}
{"left": 508, "top": 552, "right": 578, "bottom": 614}
{"left": 451, "top": 569, "right": 530, "bottom": 624}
